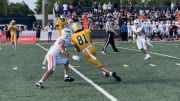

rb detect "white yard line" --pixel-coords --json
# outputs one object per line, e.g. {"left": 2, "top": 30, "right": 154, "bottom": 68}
{"left": 117, "top": 47, "right": 180, "bottom": 60}
{"left": 36, "top": 43, "right": 118, "bottom": 101}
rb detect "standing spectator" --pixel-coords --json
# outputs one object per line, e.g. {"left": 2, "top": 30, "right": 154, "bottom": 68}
{"left": 3, "top": 24, "right": 11, "bottom": 44}
{"left": 94, "top": 2, "right": 98, "bottom": 14}
{"left": 113, "top": 1, "right": 118, "bottom": 10}
{"left": 69, "top": 3, "right": 73, "bottom": 13}
{"left": 121, "top": 22, "right": 128, "bottom": 41}
{"left": 45, "top": 23, "right": 53, "bottom": 43}
{"left": 77, "top": 2, "right": 82, "bottom": 15}
{"left": 54, "top": 1, "right": 59, "bottom": 18}
{"left": 36, "top": 24, "right": 41, "bottom": 43}
{"left": 107, "top": 2, "right": 112, "bottom": 13}
{"left": 129, "top": 1, "right": 134, "bottom": 13}
{"left": 102, "top": 16, "right": 119, "bottom": 54}
{"left": 98, "top": 2, "right": 102, "bottom": 14}
{"left": 63, "top": 3, "right": 68, "bottom": 15}
{"left": 103, "top": 3, "right": 108, "bottom": 13}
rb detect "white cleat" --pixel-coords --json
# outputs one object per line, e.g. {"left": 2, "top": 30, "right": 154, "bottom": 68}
{"left": 101, "top": 51, "right": 106, "bottom": 54}
{"left": 144, "top": 54, "right": 151, "bottom": 60}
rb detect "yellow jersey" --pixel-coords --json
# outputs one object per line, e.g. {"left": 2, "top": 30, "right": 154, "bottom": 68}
{"left": 56, "top": 19, "right": 68, "bottom": 30}
{"left": 9, "top": 25, "right": 16, "bottom": 34}
{"left": 71, "top": 29, "right": 92, "bottom": 52}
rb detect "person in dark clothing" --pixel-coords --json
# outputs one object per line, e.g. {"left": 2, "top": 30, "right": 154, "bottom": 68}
{"left": 102, "top": 16, "right": 119, "bottom": 54}
{"left": 3, "top": 24, "right": 11, "bottom": 44}
{"left": 121, "top": 22, "right": 128, "bottom": 41}
{"left": 36, "top": 24, "right": 41, "bottom": 43}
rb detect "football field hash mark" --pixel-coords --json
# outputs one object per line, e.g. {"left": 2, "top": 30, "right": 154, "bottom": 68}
{"left": 36, "top": 43, "right": 119, "bottom": 101}
{"left": 149, "top": 64, "right": 157, "bottom": 67}
{"left": 13, "top": 67, "right": 18, "bottom": 70}
{"left": 175, "top": 63, "right": 180, "bottom": 66}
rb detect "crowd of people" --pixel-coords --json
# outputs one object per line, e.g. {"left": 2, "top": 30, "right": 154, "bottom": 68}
{"left": 54, "top": 1, "right": 180, "bottom": 41}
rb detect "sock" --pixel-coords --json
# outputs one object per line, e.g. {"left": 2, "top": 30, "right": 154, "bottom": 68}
{"left": 110, "top": 72, "right": 113, "bottom": 76}
{"left": 39, "top": 80, "right": 43, "bottom": 83}
{"left": 64, "top": 74, "right": 69, "bottom": 78}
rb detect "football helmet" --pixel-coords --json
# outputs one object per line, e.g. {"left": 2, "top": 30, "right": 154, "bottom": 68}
{"left": 61, "top": 28, "right": 72, "bottom": 39}
{"left": 60, "top": 15, "right": 65, "bottom": 21}
{"left": 72, "top": 22, "right": 83, "bottom": 33}
{"left": 11, "top": 20, "right": 16, "bottom": 24}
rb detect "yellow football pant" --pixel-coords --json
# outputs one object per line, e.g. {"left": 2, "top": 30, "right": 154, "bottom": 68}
{"left": 83, "top": 46, "right": 102, "bottom": 67}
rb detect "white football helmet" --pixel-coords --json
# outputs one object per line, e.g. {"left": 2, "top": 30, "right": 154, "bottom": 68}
{"left": 61, "top": 28, "right": 72, "bottom": 39}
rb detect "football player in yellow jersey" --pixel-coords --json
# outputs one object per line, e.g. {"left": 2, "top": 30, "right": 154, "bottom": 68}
{"left": 71, "top": 22, "right": 121, "bottom": 81}
{"left": 8, "top": 20, "right": 17, "bottom": 48}
{"left": 56, "top": 15, "right": 68, "bottom": 37}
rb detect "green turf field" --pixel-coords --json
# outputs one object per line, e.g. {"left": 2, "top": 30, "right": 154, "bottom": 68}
{"left": 1, "top": 41, "right": 180, "bottom": 101}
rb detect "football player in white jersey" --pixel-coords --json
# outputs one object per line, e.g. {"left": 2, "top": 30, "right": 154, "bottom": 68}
{"left": 132, "top": 19, "right": 151, "bottom": 60}
{"left": 35, "top": 28, "right": 80, "bottom": 88}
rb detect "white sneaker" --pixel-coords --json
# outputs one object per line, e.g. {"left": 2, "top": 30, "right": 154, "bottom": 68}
{"left": 144, "top": 54, "right": 151, "bottom": 60}
{"left": 101, "top": 51, "right": 106, "bottom": 54}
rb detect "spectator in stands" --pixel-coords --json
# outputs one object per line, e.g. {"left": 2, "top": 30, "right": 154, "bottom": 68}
{"left": 63, "top": 3, "right": 68, "bottom": 15}
{"left": 98, "top": 2, "right": 102, "bottom": 14}
{"left": 103, "top": 3, "right": 108, "bottom": 13}
{"left": 54, "top": 1, "right": 59, "bottom": 18}
{"left": 121, "top": 22, "right": 128, "bottom": 41}
{"left": 69, "top": 3, "right": 74, "bottom": 13}
{"left": 94, "top": 2, "right": 98, "bottom": 14}
{"left": 107, "top": 2, "right": 112, "bottom": 13}
{"left": 77, "top": 2, "right": 82, "bottom": 15}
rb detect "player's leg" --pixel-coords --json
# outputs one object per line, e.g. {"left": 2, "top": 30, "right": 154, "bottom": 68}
{"left": 102, "top": 33, "right": 110, "bottom": 54}
{"left": 137, "top": 39, "right": 151, "bottom": 59}
{"left": 11, "top": 33, "right": 14, "bottom": 47}
{"left": 14, "top": 34, "right": 17, "bottom": 48}
{"left": 109, "top": 33, "right": 119, "bottom": 52}
{"left": 85, "top": 47, "right": 121, "bottom": 81}
{"left": 56, "top": 57, "right": 74, "bottom": 82}
{"left": 36, "top": 54, "right": 56, "bottom": 88}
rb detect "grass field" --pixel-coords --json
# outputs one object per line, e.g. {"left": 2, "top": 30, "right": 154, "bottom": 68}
{"left": 1, "top": 41, "right": 180, "bottom": 101}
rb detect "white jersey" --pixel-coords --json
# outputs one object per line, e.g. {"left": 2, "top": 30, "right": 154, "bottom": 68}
{"left": 143, "top": 23, "right": 150, "bottom": 36}
{"left": 48, "top": 38, "right": 70, "bottom": 56}
{"left": 131, "top": 24, "right": 144, "bottom": 39}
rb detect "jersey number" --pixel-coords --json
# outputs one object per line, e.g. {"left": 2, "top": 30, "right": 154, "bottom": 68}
{"left": 77, "top": 34, "right": 88, "bottom": 45}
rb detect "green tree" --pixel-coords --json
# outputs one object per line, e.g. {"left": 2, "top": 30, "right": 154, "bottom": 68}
{"left": 8, "top": 1, "right": 34, "bottom": 15}
{"left": 0, "top": 0, "right": 8, "bottom": 16}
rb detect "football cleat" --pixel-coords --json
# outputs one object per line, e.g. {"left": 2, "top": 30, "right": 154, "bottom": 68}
{"left": 35, "top": 82, "right": 44, "bottom": 88}
{"left": 103, "top": 72, "right": 109, "bottom": 78}
{"left": 144, "top": 54, "right": 151, "bottom": 60}
{"left": 101, "top": 51, "right": 106, "bottom": 54}
{"left": 64, "top": 76, "right": 75, "bottom": 82}
{"left": 112, "top": 72, "right": 121, "bottom": 82}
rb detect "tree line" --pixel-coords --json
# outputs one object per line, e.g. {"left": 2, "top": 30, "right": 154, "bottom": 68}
{"left": 0, "top": 0, "right": 179, "bottom": 16}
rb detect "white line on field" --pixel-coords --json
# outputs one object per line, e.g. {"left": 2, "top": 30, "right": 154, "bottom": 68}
{"left": 36, "top": 43, "right": 118, "bottom": 101}
{"left": 149, "top": 64, "right": 157, "bottom": 67}
{"left": 117, "top": 47, "right": 180, "bottom": 60}
{"left": 175, "top": 63, "right": 180, "bottom": 66}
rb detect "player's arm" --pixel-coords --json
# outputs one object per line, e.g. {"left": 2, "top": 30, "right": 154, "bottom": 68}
{"left": 59, "top": 42, "right": 73, "bottom": 58}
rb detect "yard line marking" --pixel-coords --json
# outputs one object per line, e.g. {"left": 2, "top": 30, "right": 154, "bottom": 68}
{"left": 13, "top": 67, "right": 18, "bottom": 70}
{"left": 149, "top": 64, "right": 156, "bottom": 67}
{"left": 42, "top": 66, "right": 46, "bottom": 69}
{"left": 175, "top": 63, "right": 180, "bottom": 66}
{"left": 36, "top": 43, "right": 118, "bottom": 101}
{"left": 123, "top": 64, "right": 129, "bottom": 68}
{"left": 117, "top": 47, "right": 180, "bottom": 60}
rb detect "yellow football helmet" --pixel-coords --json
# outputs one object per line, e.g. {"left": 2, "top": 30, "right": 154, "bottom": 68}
{"left": 60, "top": 15, "right": 65, "bottom": 21}
{"left": 11, "top": 20, "right": 16, "bottom": 24}
{"left": 72, "top": 22, "right": 83, "bottom": 33}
